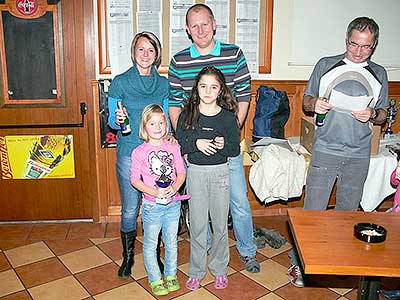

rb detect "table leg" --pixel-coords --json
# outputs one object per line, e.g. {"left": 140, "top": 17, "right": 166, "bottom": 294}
{"left": 357, "top": 276, "right": 380, "bottom": 300}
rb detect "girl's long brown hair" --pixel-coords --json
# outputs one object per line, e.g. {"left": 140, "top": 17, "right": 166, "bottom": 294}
{"left": 183, "top": 66, "right": 238, "bottom": 130}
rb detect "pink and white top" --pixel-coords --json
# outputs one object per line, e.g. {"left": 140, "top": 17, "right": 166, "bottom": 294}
{"left": 130, "top": 140, "right": 186, "bottom": 198}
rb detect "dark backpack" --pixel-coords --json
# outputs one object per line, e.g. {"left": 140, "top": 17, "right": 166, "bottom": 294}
{"left": 252, "top": 85, "right": 290, "bottom": 142}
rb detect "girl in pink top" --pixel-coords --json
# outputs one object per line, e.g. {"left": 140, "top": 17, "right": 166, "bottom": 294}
{"left": 130, "top": 104, "right": 186, "bottom": 296}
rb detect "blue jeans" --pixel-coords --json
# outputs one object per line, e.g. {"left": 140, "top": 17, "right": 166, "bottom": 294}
{"left": 228, "top": 154, "right": 257, "bottom": 257}
{"left": 117, "top": 155, "right": 141, "bottom": 233}
{"left": 142, "top": 200, "right": 181, "bottom": 282}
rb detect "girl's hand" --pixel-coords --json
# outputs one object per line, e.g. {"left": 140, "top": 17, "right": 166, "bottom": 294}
{"left": 115, "top": 107, "right": 127, "bottom": 125}
{"left": 213, "top": 136, "right": 225, "bottom": 150}
{"left": 155, "top": 185, "right": 176, "bottom": 198}
{"left": 196, "top": 139, "right": 218, "bottom": 156}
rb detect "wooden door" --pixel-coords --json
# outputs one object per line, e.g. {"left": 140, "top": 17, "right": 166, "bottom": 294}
{"left": 0, "top": 0, "right": 98, "bottom": 221}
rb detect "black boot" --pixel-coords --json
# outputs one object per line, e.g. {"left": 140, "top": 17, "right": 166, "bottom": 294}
{"left": 118, "top": 230, "right": 136, "bottom": 278}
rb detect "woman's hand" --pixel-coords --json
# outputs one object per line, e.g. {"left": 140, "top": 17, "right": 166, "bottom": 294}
{"left": 196, "top": 139, "right": 218, "bottom": 156}
{"left": 164, "top": 133, "right": 177, "bottom": 144}
{"left": 115, "top": 107, "right": 127, "bottom": 125}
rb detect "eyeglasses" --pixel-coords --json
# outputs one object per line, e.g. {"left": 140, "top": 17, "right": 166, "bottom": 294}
{"left": 346, "top": 39, "right": 374, "bottom": 51}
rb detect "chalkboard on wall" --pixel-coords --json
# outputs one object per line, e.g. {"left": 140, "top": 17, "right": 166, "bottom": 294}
{"left": 3, "top": 11, "right": 57, "bottom": 100}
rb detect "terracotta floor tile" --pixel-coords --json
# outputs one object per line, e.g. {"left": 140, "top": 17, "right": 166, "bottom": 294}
{"left": 96, "top": 239, "right": 122, "bottom": 261}
{"left": 242, "top": 259, "right": 289, "bottom": 291}
{"left": 15, "top": 257, "right": 70, "bottom": 288}
{"left": 205, "top": 272, "right": 269, "bottom": 300}
{"left": 105, "top": 223, "right": 120, "bottom": 238}
{"left": 0, "top": 253, "right": 11, "bottom": 272}
{"left": 344, "top": 288, "right": 358, "bottom": 300}
{"left": 0, "top": 218, "right": 378, "bottom": 300}
{"left": 258, "top": 293, "right": 285, "bottom": 300}
{"left": 89, "top": 237, "right": 118, "bottom": 245}
{"left": 0, "top": 225, "right": 33, "bottom": 241}
{"left": 4, "top": 241, "right": 54, "bottom": 268}
{"left": 0, "top": 290, "right": 33, "bottom": 300}
{"left": 28, "top": 276, "right": 89, "bottom": 300}
{"left": 59, "top": 246, "right": 111, "bottom": 274}
{"left": 0, "top": 241, "right": 36, "bottom": 252}
{"left": 45, "top": 239, "right": 94, "bottom": 256}
{"left": 257, "top": 242, "right": 292, "bottom": 259}
{"left": 271, "top": 250, "right": 291, "bottom": 269}
{"left": 75, "top": 262, "right": 132, "bottom": 295}
{"left": 0, "top": 270, "right": 24, "bottom": 298}
{"left": 67, "top": 223, "right": 106, "bottom": 239}
{"left": 28, "top": 223, "right": 70, "bottom": 240}
{"left": 93, "top": 282, "right": 154, "bottom": 300}
{"left": 172, "top": 288, "right": 219, "bottom": 300}
{"left": 275, "top": 282, "right": 340, "bottom": 300}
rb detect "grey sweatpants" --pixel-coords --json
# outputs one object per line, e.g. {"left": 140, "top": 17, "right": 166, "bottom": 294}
{"left": 187, "top": 163, "right": 230, "bottom": 279}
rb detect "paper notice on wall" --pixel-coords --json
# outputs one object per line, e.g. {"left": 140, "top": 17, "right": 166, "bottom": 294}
{"left": 169, "top": 0, "right": 194, "bottom": 58}
{"left": 235, "top": 0, "right": 260, "bottom": 75}
{"left": 107, "top": 0, "right": 134, "bottom": 78}
{"left": 206, "top": 0, "right": 230, "bottom": 43}
{"left": 137, "top": 0, "right": 162, "bottom": 42}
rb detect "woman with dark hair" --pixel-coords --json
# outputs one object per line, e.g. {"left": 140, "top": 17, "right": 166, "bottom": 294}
{"left": 108, "top": 31, "right": 169, "bottom": 278}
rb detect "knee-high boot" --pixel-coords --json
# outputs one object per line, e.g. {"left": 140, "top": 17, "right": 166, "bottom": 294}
{"left": 118, "top": 230, "right": 136, "bottom": 278}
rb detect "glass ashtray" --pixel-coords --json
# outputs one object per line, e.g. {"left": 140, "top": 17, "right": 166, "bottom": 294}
{"left": 353, "top": 223, "right": 387, "bottom": 243}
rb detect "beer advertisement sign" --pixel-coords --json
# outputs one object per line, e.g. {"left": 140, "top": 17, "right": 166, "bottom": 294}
{"left": 0, "top": 135, "right": 75, "bottom": 179}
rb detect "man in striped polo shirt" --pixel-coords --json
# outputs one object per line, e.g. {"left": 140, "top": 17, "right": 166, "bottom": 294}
{"left": 168, "top": 3, "right": 260, "bottom": 273}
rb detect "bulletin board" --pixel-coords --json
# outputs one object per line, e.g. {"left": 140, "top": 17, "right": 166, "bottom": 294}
{"left": 97, "top": 0, "right": 273, "bottom": 75}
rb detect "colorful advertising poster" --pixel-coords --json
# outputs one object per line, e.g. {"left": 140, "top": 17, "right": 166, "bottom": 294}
{"left": 0, "top": 135, "right": 75, "bottom": 179}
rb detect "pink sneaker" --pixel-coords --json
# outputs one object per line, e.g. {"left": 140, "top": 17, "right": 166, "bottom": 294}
{"left": 214, "top": 275, "right": 228, "bottom": 289}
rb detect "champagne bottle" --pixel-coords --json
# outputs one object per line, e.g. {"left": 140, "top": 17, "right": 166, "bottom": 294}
{"left": 315, "top": 113, "right": 326, "bottom": 127}
{"left": 117, "top": 101, "right": 131, "bottom": 135}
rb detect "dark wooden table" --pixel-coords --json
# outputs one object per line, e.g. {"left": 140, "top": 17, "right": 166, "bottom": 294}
{"left": 287, "top": 209, "right": 400, "bottom": 300}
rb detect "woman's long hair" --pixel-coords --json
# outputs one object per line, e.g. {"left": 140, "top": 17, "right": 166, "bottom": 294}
{"left": 183, "top": 66, "right": 238, "bottom": 130}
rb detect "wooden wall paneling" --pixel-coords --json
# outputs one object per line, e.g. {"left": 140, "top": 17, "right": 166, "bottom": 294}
{"left": 92, "top": 80, "right": 121, "bottom": 222}
{"left": 97, "top": 0, "right": 110, "bottom": 74}
{"left": 0, "top": 0, "right": 97, "bottom": 221}
{"left": 81, "top": 0, "right": 99, "bottom": 220}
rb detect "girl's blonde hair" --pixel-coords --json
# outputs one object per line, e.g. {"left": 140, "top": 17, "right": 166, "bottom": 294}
{"left": 139, "top": 104, "right": 169, "bottom": 141}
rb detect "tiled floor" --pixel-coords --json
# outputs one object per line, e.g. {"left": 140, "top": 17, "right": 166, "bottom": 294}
{"left": 0, "top": 215, "right": 398, "bottom": 300}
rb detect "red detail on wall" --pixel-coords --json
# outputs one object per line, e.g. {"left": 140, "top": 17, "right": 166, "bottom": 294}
{"left": 16, "top": 0, "right": 38, "bottom": 16}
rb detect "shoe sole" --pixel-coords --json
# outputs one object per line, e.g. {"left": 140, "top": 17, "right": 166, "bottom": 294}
{"left": 167, "top": 286, "right": 180, "bottom": 292}
{"left": 288, "top": 275, "right": 305, "bottom": 288}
